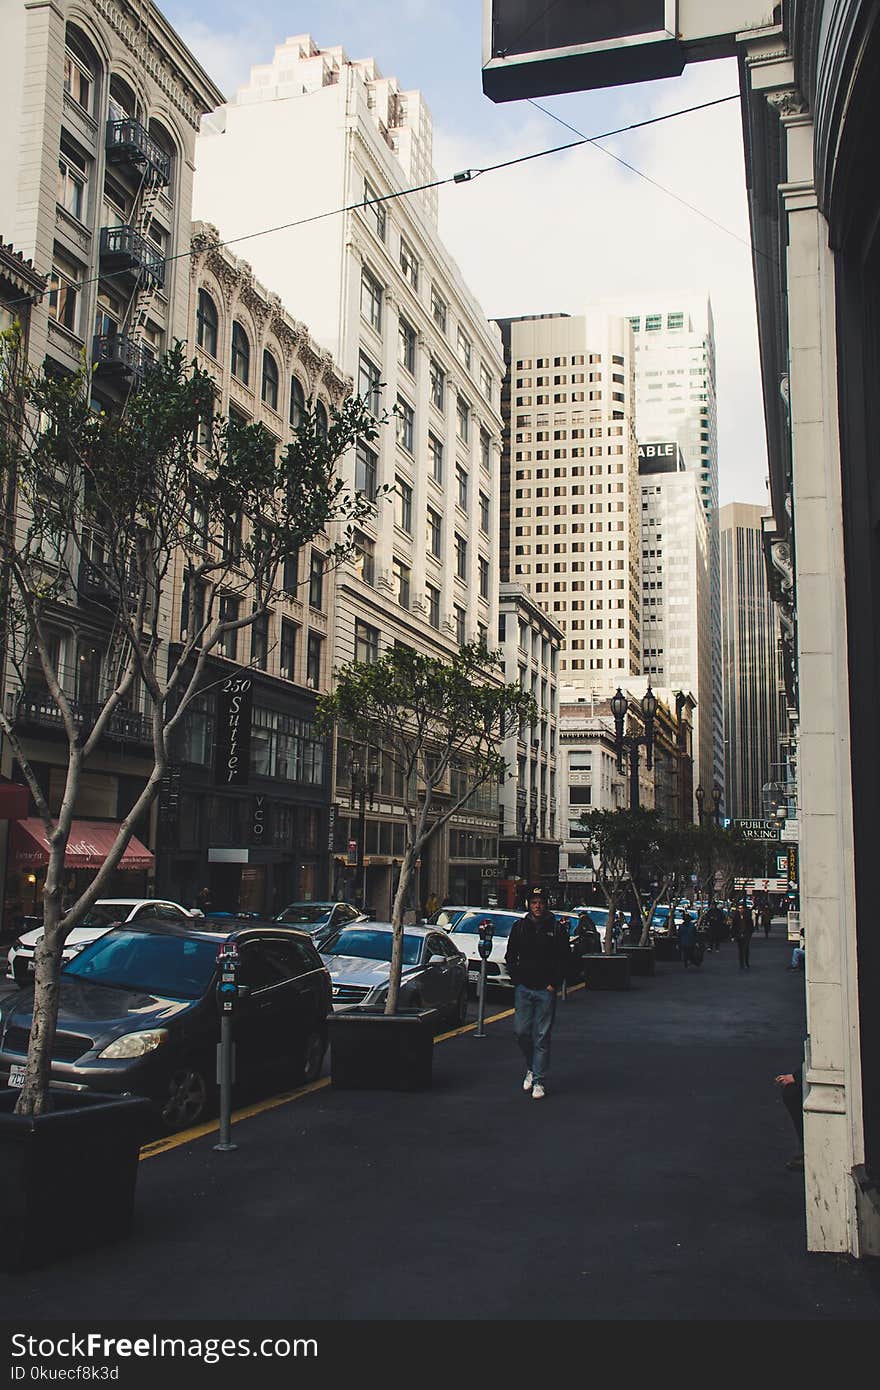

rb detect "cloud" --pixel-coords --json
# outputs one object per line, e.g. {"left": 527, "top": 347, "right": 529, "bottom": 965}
{"left": 433, "top": 59, "right": 769, "bottom": 508}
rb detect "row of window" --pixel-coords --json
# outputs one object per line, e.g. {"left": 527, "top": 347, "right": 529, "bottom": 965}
{"left": 180, "top": 576, "right": 324, "bottom": 687}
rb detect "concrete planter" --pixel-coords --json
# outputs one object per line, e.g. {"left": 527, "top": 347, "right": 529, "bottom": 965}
{"left": 329, "top": 1007, "right": 440, "bottom": 1091}
{"left": 0, "top": 1089, "right": 151, "bottom": 1272}
{"left": 580, "top": 954, "right": 631, "bottom": 990}
{"left": 652, "top": 937, "right": 680, "bottom": 962}
{"left": 619, "top": 945, "right": 656, "bottom": 977}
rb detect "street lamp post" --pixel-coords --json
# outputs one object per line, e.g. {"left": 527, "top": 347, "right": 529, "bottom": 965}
{"left": 349, "top": 748, "right": 379, "bottom": 912}
{"left": 519, "top": 809, "right": 539, "bottom": 887}
{"left": 695, "top": 784, "right": 705, "bottom": 826}
{"left": 711, "top": 784, "right": 722, "bottom": 828}
{"left": 610, "top": 685, "right": 657, "bottom": 810}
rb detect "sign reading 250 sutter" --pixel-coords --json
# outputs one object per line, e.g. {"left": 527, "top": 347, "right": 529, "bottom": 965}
{"left": 215, "top": 677, "right": 253, "bottom": 786}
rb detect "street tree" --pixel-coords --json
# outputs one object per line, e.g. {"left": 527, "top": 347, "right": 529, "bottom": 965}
{"left": 579, "top": 808, "right": 643, "bottom": 954}
{"left": 692, "top": 824, "right": 763, "bottom": 924}
{"left": 0, "top": 332, "right": 380, "bottom": 1115}
{"left": 317, "top": 643, "right": 536, "bottom": 1014}
{"left": 627, "top": 819, "right": 700, "bottom": 947}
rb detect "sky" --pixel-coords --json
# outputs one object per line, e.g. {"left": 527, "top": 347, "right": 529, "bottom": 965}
{"left": 160, "top": 0, "right": 769, "bottom": 508}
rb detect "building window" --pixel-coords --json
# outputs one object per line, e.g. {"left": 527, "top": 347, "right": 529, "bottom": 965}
{"left": 360, "top": 266, "right": 383, "bottom": 331}
{"left": 395, "top": 475, "right": 413, "bottom": 533}
{"left": 667, "top": 311, "right": 684, "bottom": 329}
{"left": 398, "top": 316, "right": 416, "bottom": 375}
{"left": 355, "top": 619, "right": 380, "bottom": 665}
{"left": 456, "top": 394, "right": 470, "bottom": 443}
{"left": 358, "top": 352, "right": 381, "bottom": 416}
{"left": 196, "top": 288, "right": 218, "bottom": 357}
{"left": 645, "top": 314, "right": 662, "bottom": 331}
{"left": 306, "top": 633, "right": 323, "bottom": 688}
{"left": 479, "top": 491, "right": 490, "bottom": 534}
{"left": 457, "top": 327, "right": 472, "bottom": 372}
{"left": 363, "top": 177, "right": 386, "bottom": 240}
{"left": 218, "top": 595, "right": 240, "bottom": 661}
{"left": 63, "top": 40, "right": 93, "bottom": 114}
{"left": 456, "top": 464, "right": 468, "bottom": 511}
{"left": 353, "top": 530, "right": 375, "bottom": 585}
{"left": 428, "top": 432, "right": 443, "bottom": 483}
{"left": 57, "top": 142, "right": 87, "bottom": 220}
{"left": 479, "top": 555, "right": 489, "bottom": 600}
{"left": 48, "top": 250, "right": 80, "bottom": 333}
{"left": 222, "top": 511, "right": 242, "bottom": 561}
{"left": 426, "top": 506, "right": 442, "bottom": 557}
{"left": 477, "top": 622, "right": 488, "bottom": 649}
{"left": 429, "top": 357, "right": 445, "bottom": 411}
{"left": 231, "top": 321, "right": 250, "bottom": 384}
{"left": 309, "top": 550, "right": 324, "bottom": 610}
{"left": 426, "top": 583, "right": 440, "bottom": 629}
{"left": 250, "top": 612, "right": 269, "bottom": 670}
{"left": 480, "top": 361, "right": 493, "bottom": 402}
{"left": 431, "top": 284, "right": 447, "bottom": 332}
{"left": 355, "top": 440, "right": 378, "bottom": 502}
{"left": 395, "top": 396, "right": 414, "bottom": 453}
{"left": 261, "top": 350, "right": 279, "bottom": 410}
{"left": 288, "top": 376, "right": 305, "bottom": 429}
{"left": 393, "top": 557, "right": 411, "bottom": 609}
{"left": 480, "top": 427, "right": 491, "bottom": 471}
{"left": 399, "top": 237, "right": 419, "bottom": 290}
{"left": 280, "top": 619, "right": 298, "bottom": 680}
{"left": 282, "top": 548, "right": 299, "bottom": 594}
{"left": 455, "top": 532, "right": 467, "bottom": 581}
{"left": 454, "top": 604, "right": 466, "bottom": 646}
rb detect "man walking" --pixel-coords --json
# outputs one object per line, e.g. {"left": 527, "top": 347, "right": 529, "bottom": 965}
{"left": 506, "top": 886, "right": 572, "bottom": 1100}
{"left": 732, "top": 901, "right": 755, "bottom": 969}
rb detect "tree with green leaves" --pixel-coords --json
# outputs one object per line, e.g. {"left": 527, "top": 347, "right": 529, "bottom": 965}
{"left": 317, "top": 642, "right": 536, "bottom": 1014}
{"left": 0, "top": 332, "right": 379, "bottom": 1116}
{"left": 579, "top": 808, "right": 641, "bottom": 954}
{"left": 692, "top": 824, "right": 763, "bottom": 924}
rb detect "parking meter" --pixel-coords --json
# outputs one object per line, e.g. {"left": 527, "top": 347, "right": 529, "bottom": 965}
{"left": 474, "top": 918, "right": 494, "bottom": 1038}
{"left": 214, "top": 943, "right": 239, "bottom": 1152}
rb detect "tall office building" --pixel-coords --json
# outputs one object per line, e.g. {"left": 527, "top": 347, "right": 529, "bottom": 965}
{"left": 193, "top": 35, "right": 505, "bottom": 909}
{"left": 605, "top": 294, "right": 723, "bottom": 799}
{"left": 720, "top": 502, "right": 783, "bottom": 821}
{"left": 494, "top": 310, "right": 641, "bottom": 685}
{"left": 639, "top": 441, "right": 712, "bottom": 803}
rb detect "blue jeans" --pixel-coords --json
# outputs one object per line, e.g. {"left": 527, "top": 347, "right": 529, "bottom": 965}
{"left": 513, "top": 984, "right": 557, "bottom": 1085}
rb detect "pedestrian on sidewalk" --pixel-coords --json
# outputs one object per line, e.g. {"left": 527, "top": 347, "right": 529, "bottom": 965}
{"left": 505, "top": 886, "right": 572, "bottom": 1101}
{"left": 732, "top": 901, "right": 754, "bottom": 969}
{"left": 774, "top": 1069, "right": 805, "bottom": 1169}
{"left": 678, "top": 909, "right": 698, "bottom": 967}
{"left": 759, "top": 901, "right": 772, "bottom": 938}
{"left": 706, "top": 901, "right": 726, "bottom": 952}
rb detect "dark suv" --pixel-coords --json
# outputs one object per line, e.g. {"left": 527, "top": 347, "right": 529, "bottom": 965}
{"left": 0, "top": 918, "right": 331, "bottom": 1132}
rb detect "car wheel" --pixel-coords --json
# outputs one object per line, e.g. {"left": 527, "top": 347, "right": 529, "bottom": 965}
{"left": 299, "top": 1028, "right": 327, "bottom": 1085}
{"left": 160, "top": 1064, "right": 213, "bottom": 1132}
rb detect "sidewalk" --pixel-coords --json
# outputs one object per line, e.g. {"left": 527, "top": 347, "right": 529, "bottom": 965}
{"left": 3, "top": 930, "right": 879, "bottom": 1320}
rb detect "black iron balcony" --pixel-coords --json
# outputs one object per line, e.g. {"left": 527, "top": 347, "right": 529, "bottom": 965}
{"left": 10, "top": 689, "right": 152, "bottom": 746}
{"left": 77, "top": 557, "right": 115, "bottom": 603}
{"left": 92, "top": 333, "right": 146, "bottom": 380}
{"left": 105, "top": 118, "right": 171, "bottom": 185}
{"left": 99, "top": 225, "right": 164, "bottom": 288}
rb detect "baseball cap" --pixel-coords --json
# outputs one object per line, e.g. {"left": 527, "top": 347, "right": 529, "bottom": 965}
{"left": 528, "top": 885, "right": 546, "bottom": 900}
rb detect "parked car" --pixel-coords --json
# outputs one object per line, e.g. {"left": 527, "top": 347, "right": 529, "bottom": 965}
{"left": 425, "top": 905, "right": 469, "bottom": 930}
{"left": 650, "top": 905, "right": 686, "bottom": 938}
{"left": 5, "top": 898, "right": 197, "bottom": 984}
{"left": 272, "top": 900, "right": 366, "bottom": 945}
{"left": 0, "top": 918, "right": 331, "bottom": 1131}
{"left": 445, "top": 908, "right": 525, "bottom": 989}
{"left": 555, "top": 909, "right": 603, "bottom": 954}
{"left": 320, "top": 922, "right": 468, "bottom": 1025}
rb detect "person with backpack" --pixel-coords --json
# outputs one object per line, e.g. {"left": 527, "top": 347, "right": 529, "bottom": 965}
{"left": 505, "top": 886, "right": 572, "bottom": 1101}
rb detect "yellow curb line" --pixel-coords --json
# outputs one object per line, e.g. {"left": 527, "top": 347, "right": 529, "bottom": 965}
{"left": 140, "top": 981, "right": 586, "bottom": 1160}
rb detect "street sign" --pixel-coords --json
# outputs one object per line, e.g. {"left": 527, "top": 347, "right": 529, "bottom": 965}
{"left": 735, "top": 877, "right": 788, "bottom": 893}
{"left": 734, "top": 818, "right": 780, "bottom": 841}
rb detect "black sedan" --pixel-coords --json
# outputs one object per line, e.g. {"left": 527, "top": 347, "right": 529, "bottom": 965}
{"left": 0, "top": 919, "right": 331, "bottom": 1132}
{"left": 273, "top": 901, "right": 366, "bottom": 945}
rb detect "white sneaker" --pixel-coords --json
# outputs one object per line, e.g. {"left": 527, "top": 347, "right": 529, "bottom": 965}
{"left": 522, "top": 1070, "right": 534, "bottom": 1092}
{"left": 532, "top": 1084, "right": 546, "bottom": 1100}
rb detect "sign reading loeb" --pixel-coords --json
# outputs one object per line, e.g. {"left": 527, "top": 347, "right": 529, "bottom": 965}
{"left": 215, "top": 677, "right": 253, "bottom": 787}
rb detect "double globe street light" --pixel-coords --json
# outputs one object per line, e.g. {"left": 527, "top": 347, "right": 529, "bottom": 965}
{"left": 610, "top": 684, "right": 658, "bottom": 810}
{"left": 695, "top": 783, "right": 722, "bottom": 827}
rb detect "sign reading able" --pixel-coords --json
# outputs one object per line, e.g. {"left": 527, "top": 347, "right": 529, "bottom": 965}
{"left": 214, "top": 677, "right": 253, "bottom": 787}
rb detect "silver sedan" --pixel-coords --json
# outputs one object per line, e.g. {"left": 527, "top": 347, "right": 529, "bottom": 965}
{"left": 320, "top": 923, "right": 468, "bottom": 1027}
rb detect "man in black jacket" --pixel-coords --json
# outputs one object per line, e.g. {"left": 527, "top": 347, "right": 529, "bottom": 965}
{"left": 505, "top": 886, "right": 572, "bottom": 1100}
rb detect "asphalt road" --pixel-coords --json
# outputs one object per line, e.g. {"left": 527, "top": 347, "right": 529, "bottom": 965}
{"left": 2, "top": 928, "right": 879, "bottom": 1320}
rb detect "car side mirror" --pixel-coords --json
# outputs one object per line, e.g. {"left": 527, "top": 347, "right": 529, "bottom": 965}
{"left": 426, "top": 954, "right": 447, "bottom": 967}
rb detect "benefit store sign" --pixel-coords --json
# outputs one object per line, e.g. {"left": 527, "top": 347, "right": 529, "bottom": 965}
{"left": 214, "top": 677, "right": 253, "bottom": 787}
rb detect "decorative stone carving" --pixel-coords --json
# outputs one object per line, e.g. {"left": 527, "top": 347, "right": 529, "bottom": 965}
{"left": 766, "top": 88, "right": 808, "bottom": 119}
{"left": 92, "top": 0, "right": 203, "bottom": 128}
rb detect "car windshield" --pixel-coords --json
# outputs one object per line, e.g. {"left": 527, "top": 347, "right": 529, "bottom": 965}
{"left": 429, "top": 908, "right": 465, "bottom": 928}
{"left": 322, "top": 928, "right": 422, "bottom": 965}
{"left": 451, "top": 911, "right": 518, "bottom": 939}
{"left": 274, "top": 904, "right": 331, "bottom": 926}
{"left": 63, "top": 929, "right": 219, "bottom": 1000}
{"left": 79, "top": 903, "right": 131, "bottom": 927}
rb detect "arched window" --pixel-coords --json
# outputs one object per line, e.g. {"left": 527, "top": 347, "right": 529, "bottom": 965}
{"left": 290, "top": 376, "right": 306, "bottom": 430}
{"left": 231, "top": 321, "right": 250, "bottom": 385}
{"left": 148, "top": 118, "right": 176, "bottom": 197}
{"left": 196, "top": 289, "right": 218, "bottom": 357}
{"left": 262, "top": 350, "right": 279, "bottom": 410}
{"left": 64, "top": 25, "right": 99, "bottom": 116}
{"left": 315, "top": 400, "right": 329, "bottom": 438}
{"left": 108, "top": 74, "right": 137, "bottom": 124}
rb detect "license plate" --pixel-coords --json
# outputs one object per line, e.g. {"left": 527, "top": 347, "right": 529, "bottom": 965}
{"left": 8, "top": 1067, "right": 26, "bottom": 1088}
{"left": 468, "top": 970, "right": 480, "bottom": 983}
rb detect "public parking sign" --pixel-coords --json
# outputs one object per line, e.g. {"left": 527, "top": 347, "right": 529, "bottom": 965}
{"left": 735, "top": 818, "right": 781, "bottom": 841}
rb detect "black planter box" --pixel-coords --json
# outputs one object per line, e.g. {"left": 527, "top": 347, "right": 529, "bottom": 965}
{"left": 652, "top": 937, "right": 680, "bottom": 962}
{"left": 329, "top": 1007, "right": 440, "bottom": 1091}
{"left": 0, "top": 1089, "right": 152, "bottom": 1271}
{"left": 619, "top": 945, "right": 656, "bottom": 977}
{"left": 580, "top": 953, "right": 631, "bottom": 990}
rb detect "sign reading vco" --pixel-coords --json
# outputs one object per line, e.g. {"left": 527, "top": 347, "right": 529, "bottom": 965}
{"left": 214, "top": 677, "right": 253, "bottom": 787}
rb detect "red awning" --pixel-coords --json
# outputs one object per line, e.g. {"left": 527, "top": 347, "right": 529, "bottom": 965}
{"left": 9, "top": 819, "right": 154, "bottom": 871}
{"left": 0, "top": 781, "right": 30, "bottom": 821}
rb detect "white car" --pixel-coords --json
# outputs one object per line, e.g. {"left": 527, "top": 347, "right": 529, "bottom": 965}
{"left": 447, "top": 908, "right": 525, "bottom": 989}
{"left": 6, "top": 898, "right": 197, "bottom": 983}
